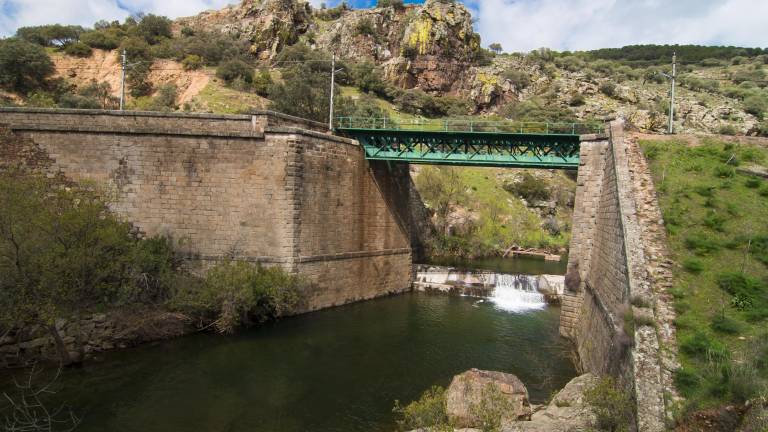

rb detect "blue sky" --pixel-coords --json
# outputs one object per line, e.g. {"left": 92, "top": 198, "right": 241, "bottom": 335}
{"left": 1, "top": 0, "right": 767, "bottom": 51}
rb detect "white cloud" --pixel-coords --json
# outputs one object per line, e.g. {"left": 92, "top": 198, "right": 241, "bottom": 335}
{"left": 472, "top": 0, "right": 768, "bottom": 52}
{"left": 1, "top": 0, "right": 767, "bottom": 51}
{"left": 0, "top": 0, "right": 235, "bottom": 36}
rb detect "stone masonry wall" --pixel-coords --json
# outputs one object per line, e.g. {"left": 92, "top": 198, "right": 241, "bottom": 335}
{"left": 560, "top": 121, "right": 669, "bottom": 431}
{"left": 0, "top": 108, "right": 418, "bottom": 315}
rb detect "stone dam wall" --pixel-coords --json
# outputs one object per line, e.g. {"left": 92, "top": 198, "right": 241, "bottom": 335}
{"left": 0, "top": 108, "right": 429, "bottom": 313}
{"left": 560, "top": 120, "right": 672, "bottom": 431}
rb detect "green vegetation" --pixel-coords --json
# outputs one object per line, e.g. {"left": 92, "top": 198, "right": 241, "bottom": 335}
{"left": 393, "top": 386, "right": 451, "bottom": 431}
{"left": 583, "top": 377, "right": 633, "bottom": 432}
{"left": 0, "top": 162, "right": 304, "bottom": 362}
{"left": 415, "top": 165, "right": 573, "bottom": 258}
{"left": 641, "top": 138, "right": 768, "bottom": 412}
{"left": 393, "top": 382, "right": 512, "bottom": 432}
{"left": 0, "top": 39, "right": 55, "bottom": 93}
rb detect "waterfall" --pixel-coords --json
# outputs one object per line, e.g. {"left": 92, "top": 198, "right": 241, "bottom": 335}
{"left": 489, "top": 274, "right": 546, "bottom": 313}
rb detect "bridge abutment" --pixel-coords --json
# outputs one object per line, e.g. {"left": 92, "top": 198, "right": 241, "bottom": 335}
{"left": 0, "top": 108, "right": 428, "bottom": 312}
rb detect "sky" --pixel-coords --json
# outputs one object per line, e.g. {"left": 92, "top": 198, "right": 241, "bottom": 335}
{"left": 1, "top": 0, "right": 767, "bottom": 52}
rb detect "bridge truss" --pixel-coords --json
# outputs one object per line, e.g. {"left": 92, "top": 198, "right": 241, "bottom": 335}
{"left": 335, "top": 118, "right": 604, "bottom": 169}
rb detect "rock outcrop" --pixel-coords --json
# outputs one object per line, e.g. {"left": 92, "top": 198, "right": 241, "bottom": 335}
{"left": 176, "top": 0, "right": 312, "bottom": 59}
{"left": 446, "top": 368, "right": 532, "bottom": 427}
{"left": 384, "top": 0, "right": 480, "bottom": 92}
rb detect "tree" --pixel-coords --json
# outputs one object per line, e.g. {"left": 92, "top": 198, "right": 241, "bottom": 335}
{"left": 0, "top": 169, "right": 178, "bottom": 364}
{"left": 415, "top": 166, "right": 466, "bottom": 234}
{"left": 216, "top": 60, "right": 254, "bottom": 85}
{"left": 268, "top": 45, "right": 335, "bottom": 123}
{"left": 0, "top": 39, "right": 55, "bottom": 93}
{"left": 489, "top": 43, "right": 503, "bottom": 54}
{"left": 16, "top": 24, "right": 84, "bottom": 47}
{"left": 136, "top": 14, "right": 172, "bottom": 45}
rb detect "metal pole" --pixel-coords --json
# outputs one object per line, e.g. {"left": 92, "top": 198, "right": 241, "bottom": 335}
{"left": 119, "top": 49, "right": 126, "bottom": 111}
{"left": 328, "top": 53, "right": 336, "bottom": 132}
{"left": 668, "top": 52, "right": 676, "bottom": 134}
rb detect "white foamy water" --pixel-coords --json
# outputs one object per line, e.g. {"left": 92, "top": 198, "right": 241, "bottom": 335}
{"left": 489, "top": 274, "right": 546, "bottom": 313}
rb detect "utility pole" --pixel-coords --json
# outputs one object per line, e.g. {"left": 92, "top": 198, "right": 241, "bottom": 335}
{"left": 668, "top": 52, "right": 676, "bottom": 134}
{"left": 119, "top": 49, "right": 127, "bottom": 111}
{"left": 328, "top": 53, "right": 336, "bottom": 131}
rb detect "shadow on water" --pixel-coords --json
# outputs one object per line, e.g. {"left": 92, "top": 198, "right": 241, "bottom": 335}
{"left": 2, "top": 292, "right": 576, "bottom": 432}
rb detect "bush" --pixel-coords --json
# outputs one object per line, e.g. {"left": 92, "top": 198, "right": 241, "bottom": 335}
{"left": 584, "top": 377, "right": 633, "bottom": 432}
{"left": 181, "top": 54, "right": 203, "bottom": 71}
{"left": 0, "top": 39, "right": 55, "bottom": 93}
{"left": 79, "top": 29, "right": 122, "bottom": 50}
{"left": 568, "top": 92, "right": 586, "bottom": 106}
{"left": 354, "top": 18, "right": 376, "bottom": 37}
{"left": 680, "top": 331, "right": 729, "bottom": 361}
{"left": 252, "top": 69, "right": 273, "bottom": 97}
{"left": 377, "top": 0, "right": 405, "bottom": 8}
{"left": 16, "top": 24, "right": 83, "bottom": 47}
{"left": 173, "top": 261, "right": 302, "bottom": 334}
{"left": 136, "top": 14, "right": 172, "bottom": 45}
{"left": 503, "top": 172, "right": 550, "bottom": 202}
{"left": 64, "top": 41, "right": 91, "bottom": 57}
{"left": 710, "top": 314, "right": 743, "bottom": 334}
{"left": 502, "top": 69, "right": 530, "bottom": 89}
{"left": 598, "top": 82, "right": 616, "bottom": 97}
{"left": 714, "top": 164, "right": 736, "bottom": 178}
{"left": 674, "top": 367, "right": 701, "bottom": 397}
{"left": 470, "top": 383, "right": 512, "bottom": 432}
{"left": 216, "top": 60, "right": 254, "bottom": 85}
{"left": 393, "top": 386, "right": 450, "bottom": 431}
{"left": 744, "top": 95, "right": 768, "bottom": 119}
{"left": 0, "top": 169, "right": 180, "bottom": 363}
{"left": 682, "top": 258, "right": 704, "bottom": 274}
{"left": 684, "top": 232, "right": 721, "bottom": 255}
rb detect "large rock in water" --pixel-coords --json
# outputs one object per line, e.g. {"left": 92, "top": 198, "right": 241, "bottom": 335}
{"left": 446, "top": 369, "right": 532, "bottom": 428}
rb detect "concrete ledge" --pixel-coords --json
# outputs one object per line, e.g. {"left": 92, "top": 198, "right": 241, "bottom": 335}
{"left": 296, "top": 248, "right": 411, "bottom": 263}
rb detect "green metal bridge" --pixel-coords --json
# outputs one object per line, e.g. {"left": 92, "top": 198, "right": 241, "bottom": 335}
{"left": 335, "top": 118, "right": 605, "bottom": 169}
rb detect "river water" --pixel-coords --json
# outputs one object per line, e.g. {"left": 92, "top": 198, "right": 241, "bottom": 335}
{"left": 3, "top": 266, "right": 576, "bottom": 432}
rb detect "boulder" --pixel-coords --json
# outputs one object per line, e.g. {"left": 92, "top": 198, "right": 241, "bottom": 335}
{"left": 501, "top": 373, "right": 598, "bottom": 432}
{"left": 446, "top": 369, "right": 531, "bottom": 428}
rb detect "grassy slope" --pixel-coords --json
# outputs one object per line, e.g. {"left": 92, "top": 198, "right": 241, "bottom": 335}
{"left": 641, "top": 138, "right": 768, "bottom": 408}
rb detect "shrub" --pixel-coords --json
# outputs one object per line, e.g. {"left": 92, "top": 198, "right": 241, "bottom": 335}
{"left": 393, "top": 386, "right": 450, "bottom": 431}
{"left": 745, "top": 177, "right": 762, "bottom": 189}
{"left": 470, "top": 383, "right": 512, "bottom": 432}
{"left": 568, "top": 92, "right": 585, "bottom": 106}
{"left": 216, "top": 60, "right": 254, "bottom": 85}
{"left": 682, "top": 258, "right": 704, "bottom": 274}
{"left": 718, "top": 124, "right": 738, "bottom": 135}
{"left": 684, "top": 232, "right": 721, "bottom": 255}
{"left": 79, "top": 28, "right": 122, "bottom": 50}
{"left": 598, "top": 82, "right": 617, "bottom": 97}
{"left": 377, "top": 0, "right": 405, "bottom": 9}
{"left": 680, "top": 331, "right": 729, "bottom": 361}
{"left": 181, "top": 54, "right": 203, "bottom": 71}
{"left": 714, "top": 165, "right": 735, "bottom": 178}
{"left": 172, "top": 261, "right": 302, "bottom": 334}
{"left": 16, "top": 24, "right": 83, "bottom": 47}
{"left": 0, "top": 39, "right": 55, "bottom": 93}
{"left": 710, "top": 314, "right": 742, "bottom": 334}
{"left": 744, "top": 95, "right": 768, "bottom": 119}
{"left": 252, "top": 69, "right": 273, "bottom": 97}
{"left": 702, "top": 210, "right": 727, "bottom": 232}
{"left": 502, "top": 69, "right": 530, "bottom": 89}
{"left": 354, "top": 18, "right": 376, "bottom": 37}
{"left": 674, "top": 367, "right": 701, "bottom": 397}
{"left": 584, "top": 377, "right": 632, "bottom": 432}
{"left": 503, "top": 172, "right": 550, "bottom": 202}
{"left": 64, "top": 41, "right": 92, "bottom": 57}
{"left": 136, "top": 14, "right": 172, "bottom": 45}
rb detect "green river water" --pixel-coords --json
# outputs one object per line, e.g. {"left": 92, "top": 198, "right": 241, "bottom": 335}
{"left": 2, "top": 265, "right": 576, "bottom": 432}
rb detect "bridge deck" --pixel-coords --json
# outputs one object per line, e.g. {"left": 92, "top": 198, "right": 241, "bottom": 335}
{"left": 335, "top": 118, "right": 604, "bottom": 169}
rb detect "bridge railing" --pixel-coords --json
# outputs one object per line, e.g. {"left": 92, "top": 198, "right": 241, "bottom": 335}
{"left": 335, "top": 117, "right": 604, "bottom": 135}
